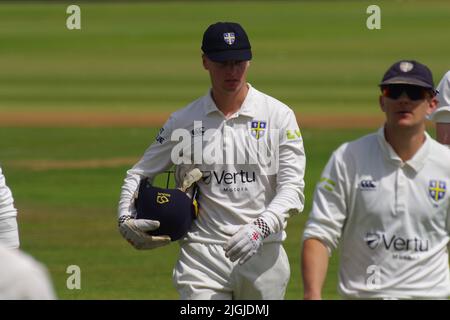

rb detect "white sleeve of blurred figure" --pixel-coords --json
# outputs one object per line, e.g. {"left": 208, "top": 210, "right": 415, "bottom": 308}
{"left": 0, "top": 245, "right": 57, "bottom": 300}
{"left": 0, "top": 217, "right": 19, "bottom": 249}
{"left": 430, "top": 70, "right": 450, "bottom": 123}
{"left": 0, "top": 167, "right": 19, "bottom": 248}
{"left": 118, "top": 115, "right": 178, "bottom": 218}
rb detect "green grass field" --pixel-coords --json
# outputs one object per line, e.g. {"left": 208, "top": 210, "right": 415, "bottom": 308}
{"left": 1, "top": 1, "right": 449, "bottom": 115}
{"left": 0, "top": 0, "right": 449, "bottom": 300}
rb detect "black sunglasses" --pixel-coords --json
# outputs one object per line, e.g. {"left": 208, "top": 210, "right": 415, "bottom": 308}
{"left": 381, "top": 85, "right": 433, "bottom": 101}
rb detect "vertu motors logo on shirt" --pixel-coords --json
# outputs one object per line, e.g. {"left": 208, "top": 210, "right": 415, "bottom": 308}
{"left": 364, "top": 232, "right": 429, "bottom": 252}
{"left": 365, "top": 232, "right": 381, "bottom": 249}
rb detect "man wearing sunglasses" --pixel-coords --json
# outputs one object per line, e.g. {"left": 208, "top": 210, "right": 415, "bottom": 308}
{"left": 429, "top": 71, "right": 450, "bottom": 147}
{"left": 301, "top": 60, "right": 450, "bottom": 299}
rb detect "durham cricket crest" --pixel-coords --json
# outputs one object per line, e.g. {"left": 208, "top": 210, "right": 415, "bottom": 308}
{"left": 223, "top": 33, "right": 235, "bottom": 45}
{"left": 249, "top": 121, "right": 266, "bottom": 140}
{"left": 428, "top": 180, "right": 446, "bottom": 201}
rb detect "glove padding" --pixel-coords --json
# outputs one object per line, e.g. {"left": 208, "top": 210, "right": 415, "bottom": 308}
{"left": 179, "top": 168, "right": 202, "bottom": 193}
{"left": 119, "top": 215, "right": 171, "bottom": 250}
{"left": 222, "top": 223, "right": 264, "bottom": 265}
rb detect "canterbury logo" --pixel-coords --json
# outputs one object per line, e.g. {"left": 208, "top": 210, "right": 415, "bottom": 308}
{"left": 360, "top": 180, "right": 376, "bottom": 189}
{"left": 156, "top": 192, "right": 171, "bottom": 204}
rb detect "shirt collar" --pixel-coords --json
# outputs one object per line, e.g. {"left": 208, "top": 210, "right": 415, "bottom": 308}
{"left": 203, "top": 83, "right": 256, "bottom": 118}
{"left": 376, "top": 126, "right": 430, "bottom": 172}
{"left": 203, "top": 90, "right": 218, "bottom": 115}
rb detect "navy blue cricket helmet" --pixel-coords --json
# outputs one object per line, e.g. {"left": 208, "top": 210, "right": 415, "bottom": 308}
{"left": 134, "top": 178, "right": 198, "bottom": 241}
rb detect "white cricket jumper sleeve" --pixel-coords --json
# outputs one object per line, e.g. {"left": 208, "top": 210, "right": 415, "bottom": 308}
{"left": 118, "top": 115, "right": 177, "bottom": 218}
{"left": 0, "top": 167, "right": 19, "bottom": 249}
{"left": 303, "top": 144, "right": 351, "bottom": 254}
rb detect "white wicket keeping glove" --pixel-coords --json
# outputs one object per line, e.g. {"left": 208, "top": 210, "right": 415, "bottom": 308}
{"left": 222, "top": 218, "right": 271, "bottom": 265}
{"left": 179, "top": 168, "right": 202, "bottom": 193}
{"left": 118, "top": 215, "right": 171, "bottom": 250}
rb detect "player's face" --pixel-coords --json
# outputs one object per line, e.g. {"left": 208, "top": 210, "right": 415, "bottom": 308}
{"left": 379, "top": 85, "right": 437, "bottom": 129}
{"left": 202, "top": 56, "right": 250, "bottom": 93}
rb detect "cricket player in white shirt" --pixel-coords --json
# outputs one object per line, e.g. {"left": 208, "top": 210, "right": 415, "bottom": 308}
{"left": 0, "top": 166, "right": 19, "bottom": 249}
{"left": 0, "top": 167, "right": 55, "bottom": 299}
{"left": 0, "top": 243, "right": 56, "bottom": 300}
{"left": 302, "top": 60, "right": 450, "bottom": 299}
{"left": 429, "top": 71, "right": 450, "bottom": 147}
{"left": 117, "top": 21, "right": 305, "bottom": 299}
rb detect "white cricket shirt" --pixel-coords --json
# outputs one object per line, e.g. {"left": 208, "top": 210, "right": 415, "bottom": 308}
{"left": 0, "top": 244, "right": 56, "bottom": 299}
{"left": 0, "top": 167, "right": 19, "bottom": 248}
{"left": 119, "top": 84, "right": 306, "bottom": 244}
{"left": 304, "top": 127, "right": 450, "bottom": 299}
{"left": 0, "top": 167, "right": 17, "bottom": 220}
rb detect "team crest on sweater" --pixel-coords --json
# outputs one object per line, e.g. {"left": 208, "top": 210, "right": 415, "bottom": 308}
{"left": 249, "top": 121, "right": 266, "bottom": 140}
{"left": 428, "top": 180, "right": 446, "bottom": 201}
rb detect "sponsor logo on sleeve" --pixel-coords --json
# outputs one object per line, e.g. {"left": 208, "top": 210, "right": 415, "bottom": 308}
{"left": 286, "top": 129, "right": 302, "bottom": 141}
{"left": 155, "top": 128, "right": 166, "bottom": 144}
{"left": 319, "top": 177, "right": 336, "bottom": 192}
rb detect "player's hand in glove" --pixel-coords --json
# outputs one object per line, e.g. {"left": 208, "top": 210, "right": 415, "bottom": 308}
{"left": 118, "top": 215, "right": 171, "bottom": 250}
{"left": 179, "top": 168, "right": 202, "bottom": 193}
{"left": 222, "top": 218, "right": 271, "bottom": 265}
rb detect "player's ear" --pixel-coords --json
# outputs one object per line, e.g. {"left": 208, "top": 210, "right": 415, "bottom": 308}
{"left": 426, "top": 96, "right": 438, "bottom": 116}
{"left": 202, "top": 54, "right": 209, "bottom": 70}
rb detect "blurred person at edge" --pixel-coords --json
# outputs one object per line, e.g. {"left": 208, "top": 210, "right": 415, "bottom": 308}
{"left": 429, "top": 71, "right": 450, "bottom": 147}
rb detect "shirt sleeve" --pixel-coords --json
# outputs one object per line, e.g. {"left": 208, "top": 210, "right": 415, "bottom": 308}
{"left": 118, "top": 115, "right": 178, "bottom": 218}
{"left": 0, "top": 168, "right": 19, "bottom": 248}
{"left": 0, "top": 216, "right": 19, "bottom": 249}
{"left": 261, "top": 109, "right": 306, "bottom": 233}
{"left": 0, "top": 167, "right": 18, "bottom": 219}
{"left": 303, "top": 145, "right": 349, "bottom": 254}
{"left": 446, "top": 198, "right": 450, "bottom": 235}
{"left": 20, "top": 261, "right": 57, "bottom": 300}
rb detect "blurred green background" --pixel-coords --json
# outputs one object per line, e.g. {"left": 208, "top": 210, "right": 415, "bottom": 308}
{"left": 1, "top": 0, "right": 449, "bottom": 115}
{"left": 0, "top": 0, "right": 449, "bottom": 299}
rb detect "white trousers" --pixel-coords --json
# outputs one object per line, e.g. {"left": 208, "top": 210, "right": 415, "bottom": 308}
{"left": 0, "top": 217, "right": 19, "bottom": 249}
{"left": 173, "top": 242, "right": 290, "bottom": 300}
